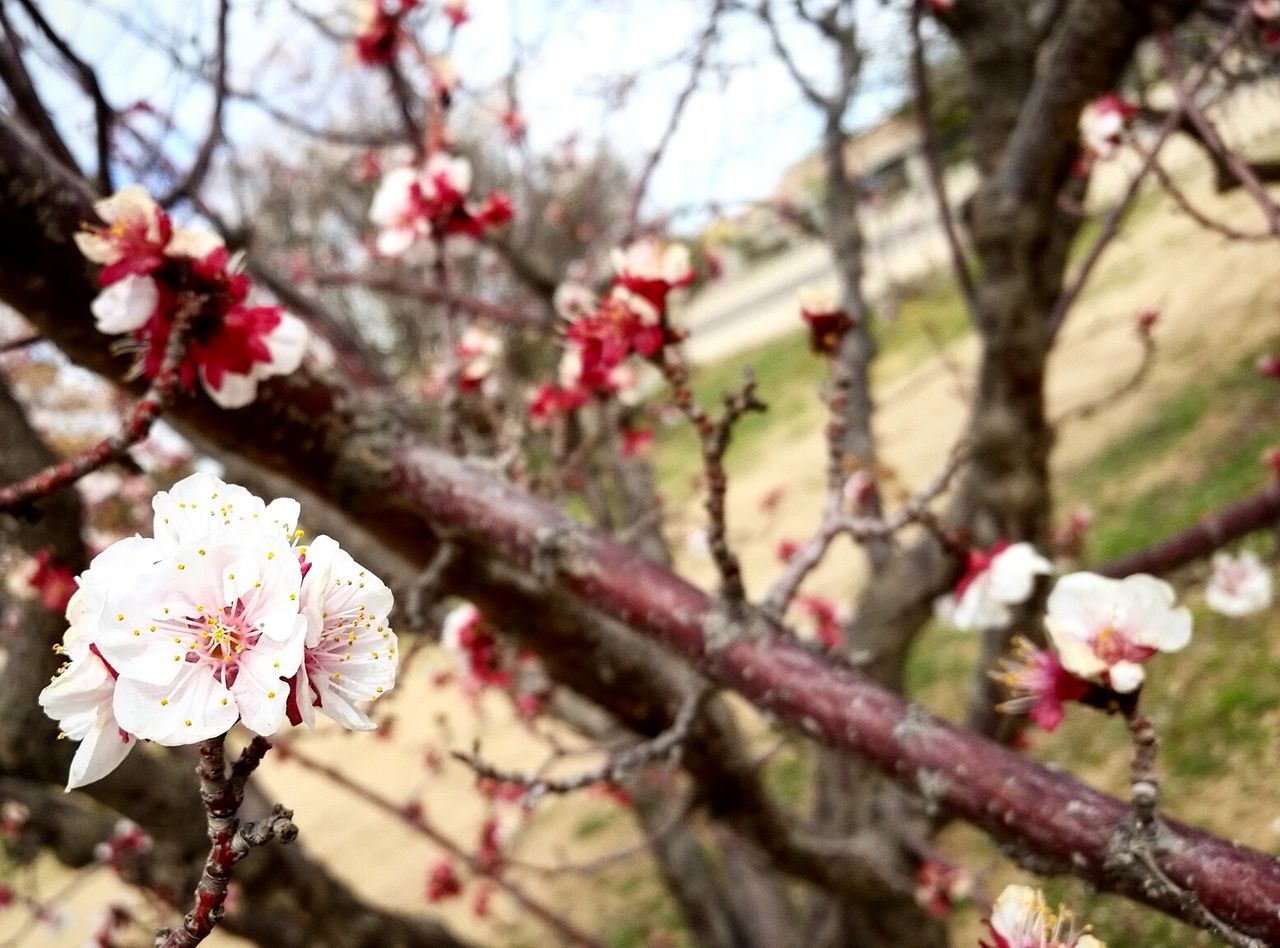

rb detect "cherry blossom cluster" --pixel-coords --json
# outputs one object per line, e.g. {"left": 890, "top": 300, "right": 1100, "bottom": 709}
{"left": 38, "top": 474, "right": 398, "bottom": 790}
{"left": 369, "top": 153, "right": 512, "bottom": 258}
{"left": 353, "top": 0, "right": 420, "bottom": 66}
{"left": 983, "top": 884, "right": 1104, "bottom": 948}
{"left": 1078, "top": 93, "right": 1137, "bottom": 162}
{"left": 938, "top": 542, "right": 1193, "bottom": 731}
{"left": 530, "top": 239, "right": 694, "bottom": 424}
{"left": 76, "top": 186, "right": 307, "bottom": 409}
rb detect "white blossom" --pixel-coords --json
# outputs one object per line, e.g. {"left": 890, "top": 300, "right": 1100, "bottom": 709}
{"left": 950, "top": 542, "right": 1053, "bottom": 631}
{"left": 72, "top": 185, "right": 162, "bottom": 265}
{"left": 1046, "top": 572, "right": 1191, "bottom": 693}
{"left": 1205, "top": 551, "right": 1273, "bottom": 617}
{"left": 611, "top": 238, "right": 692, "bottom": 286}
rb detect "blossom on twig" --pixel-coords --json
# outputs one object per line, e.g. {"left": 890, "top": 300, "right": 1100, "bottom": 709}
{"left": 1045, "top": 572, "right": 1191, "bottom": 694}
{"left": 76, "top": 186, "right": 306, "bottom": 409}
{"left": 1204, "top": 550, "right": 1272, "bottom": 617}
{"left": 38, "top": 474, "right": 397, "bottom": 789}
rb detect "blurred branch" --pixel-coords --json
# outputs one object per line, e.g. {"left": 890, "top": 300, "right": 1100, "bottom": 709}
{"left": 157, "top": 0, "right": 231, "bottom": 207}
{"left": 624, "top": 0, "right": 727, "bottom": 238}
{"left": 0, "top": 300, "right": 194, "bottom": 513}
{"left": 13, "top": 0, "right": 115, "bottom": 192}
{"left": 907, "top": 0, "right": 981, "bottom": 320}
{"left": 453, "top": 686, "right": 711, "bottom": 803}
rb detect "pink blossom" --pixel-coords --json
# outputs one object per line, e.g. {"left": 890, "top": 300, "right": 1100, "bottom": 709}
{"left": 1257, "top": 353, "right": 1280, "bottom": 378}
{"left": 621, "top": 427, "right": 654, "bottom": 458}
{"left": 982, "top": 884, "right": 1105, "bottom": 948}
{"left": 354, "top": 0, "right": 419, "bottom": 66}
{"left": 426, "top": 859, "right": 463, "bottom": 902}
{"left": 993, "top": 637, "right": 1091, "bottom": 732}
{"left": 797, "top": 595, "right": 843, "bottom": 648}
{"left": 441, "top": 603, "right": 511, "bottom": 689}
{"left": 443, "top": 0, "right": 469, "bottom": 27}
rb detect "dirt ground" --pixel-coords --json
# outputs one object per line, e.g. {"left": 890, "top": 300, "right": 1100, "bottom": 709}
{"left": 4, "top": 165, "right": 1280, "bottom": 948}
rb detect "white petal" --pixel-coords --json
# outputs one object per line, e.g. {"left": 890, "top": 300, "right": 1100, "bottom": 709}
{"left": 113, "top": 669, "right": 237, "bottom": 745}
{"left": 90, "top": 276, "right": 159, "bottom": 334}
{"left": 201, "top": 368, "right": 259, "bottom": 409}
{"left": 259, "top": 313, "right": 308, "bottom": 376}
{"left": 74, "top": 231, "right": 121, "bottom": 265}
{"left": 232, "top": 632, "right": 303, "bottom": 736}
{"left": 1108, "top": 660, "right": 1146, "bottom": 693}
{"left": 165, "top": 226, "right": 224, "bottom": 260}
{"left": 375, "top": 226, "right": 418, "bottom": 258}
{"left": 66, "top": 716, "right": 135, "bottom": 791}
{"left": 987, "top": 543, "right": 1053, "bottom": 605}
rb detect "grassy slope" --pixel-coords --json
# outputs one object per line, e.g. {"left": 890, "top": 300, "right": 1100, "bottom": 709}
{"left": 645, "top": 212, "right": 1280, "bottom": 946}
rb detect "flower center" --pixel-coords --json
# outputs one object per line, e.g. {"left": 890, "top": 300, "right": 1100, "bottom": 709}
{"left": 1091, "top": 626, "right": 1156, "bottom": 665}
{"left": 187, "top": 602, "right": 259, "bottom": 682}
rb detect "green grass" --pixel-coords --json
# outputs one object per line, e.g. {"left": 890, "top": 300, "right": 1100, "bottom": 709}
{"left": 1062, "top": 335, "right": 1280, "bottom": 562}
{"left": 907, "top": 325, "right": 1280, "bottom": 945}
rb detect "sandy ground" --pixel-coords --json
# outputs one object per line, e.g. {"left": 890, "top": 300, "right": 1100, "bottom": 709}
{"left": 4, "top": 165, "right": 1280, "bottom": 948}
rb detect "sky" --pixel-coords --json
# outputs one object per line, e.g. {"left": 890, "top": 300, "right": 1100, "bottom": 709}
{"left": 27, "top": 0, "right": 910, "bottom": 222}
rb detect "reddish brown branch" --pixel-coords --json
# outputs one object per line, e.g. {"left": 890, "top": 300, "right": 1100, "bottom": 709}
{"left": 1098, "top": 481, "right": 1280, "bottom": 579}
{"left": 391, "top": 445, "right": 1280, "bottom": 943}
{"left": 158, "top": 735, "right": 296, "bottom": 948}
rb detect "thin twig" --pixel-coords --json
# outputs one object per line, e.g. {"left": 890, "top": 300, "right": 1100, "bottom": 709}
{"left": 157, "top": 735, "right": 295, "bottom": 948}
{"left": 1055, "top": 326, "right": 1156, "bottom": 425}
{"left": 1047, "top": 6, "right": 1251, "bottom": 337}
{"left": 157, "top": 0, "right": 230, "bottom": 207}
{"left": 0, "top": 334, "right": 40, "bottom": 355}
{"left": 453, "top": 687, "right": 711, "bottom": 806}
{"left": 0, "top": 300, "right": 196, "bottom": 512}
{"left": 1157, "top": 30, "right": 1280, "bottom": 236}
{"left": 656, "top": 351, "right": 765, "bottom": 604}
{"left": 623, "top": 0, "right": 725, "bottom": 238}
{"left": 13, "top": 0, "right": 115, "bottom": 192}
{"left": 278, "top": 744, "right": 604, "bottom": 948}
{"left": 763, "top": 445, "right": 967, "bottom": 617}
